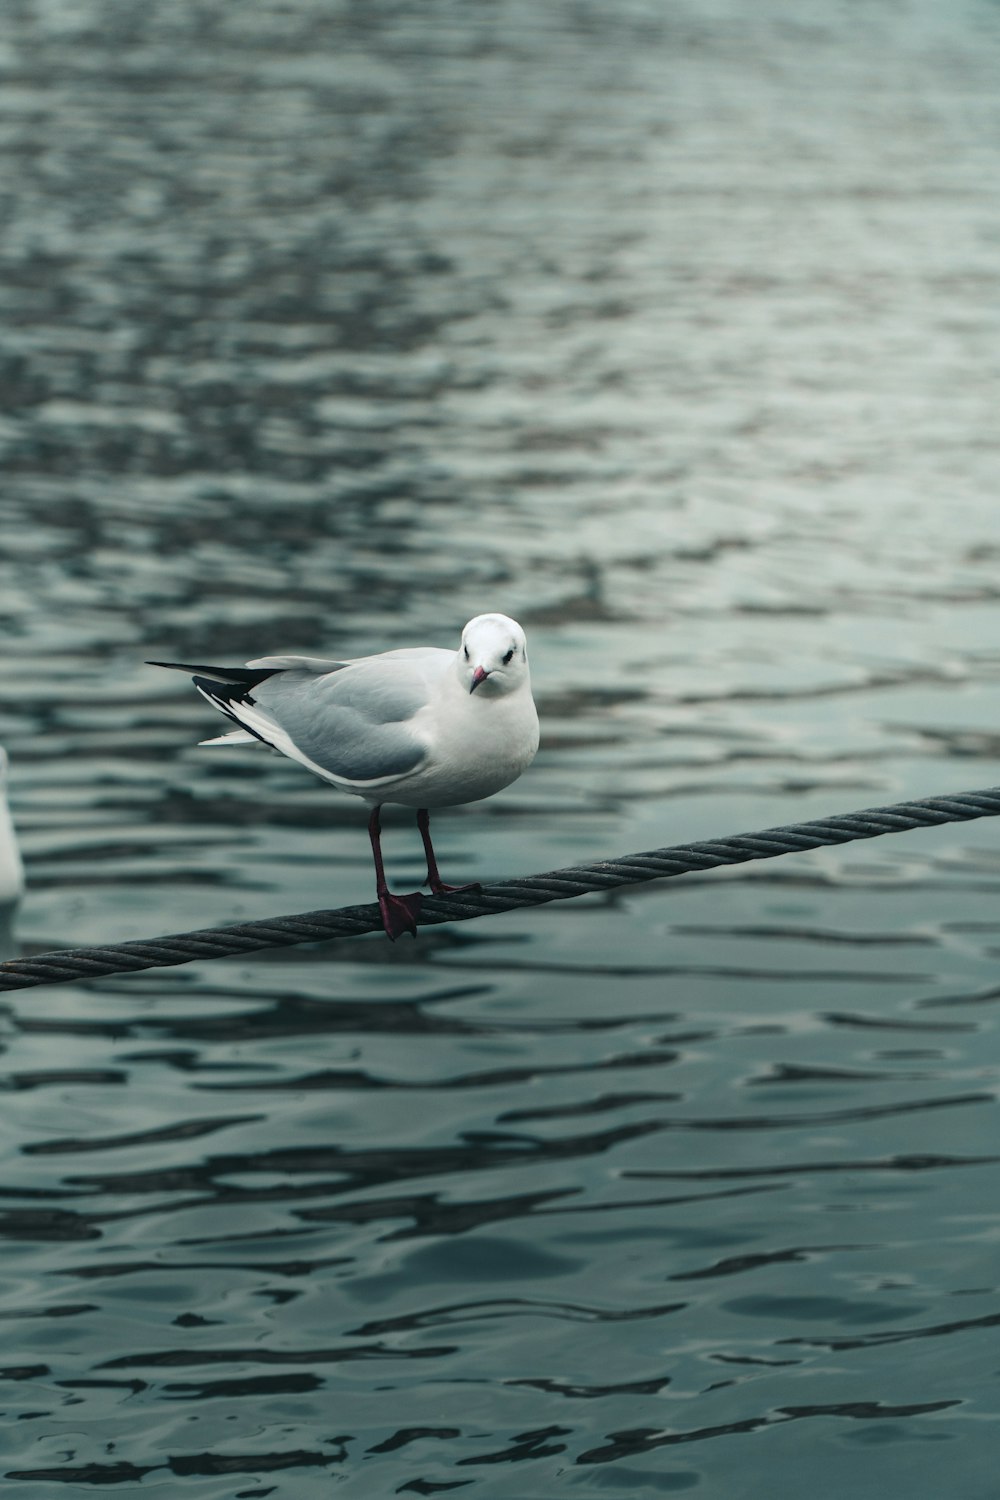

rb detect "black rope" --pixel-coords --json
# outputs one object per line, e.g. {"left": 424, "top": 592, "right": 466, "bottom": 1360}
{"left": 2, "top": 785, "right": 999, "bottom": 993}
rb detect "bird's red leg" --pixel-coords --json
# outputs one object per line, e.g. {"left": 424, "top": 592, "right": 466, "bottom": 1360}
{"left": 368, "top": 804, "right": 422, "bottom": 940}
{"left": 417, "top": 808, "right": 481, "bottom": 896}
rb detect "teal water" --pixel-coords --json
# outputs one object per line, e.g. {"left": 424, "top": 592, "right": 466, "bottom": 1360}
{"left": 3, "top": 0, "right": 1000, "bottom": 1494}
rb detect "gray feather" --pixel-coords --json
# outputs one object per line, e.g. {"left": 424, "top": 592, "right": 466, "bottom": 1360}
{"left": 250, "top": 654, "right": 449, "bottom": 783}
{"left": 245, "top": 654, "right": 349, "bottom": 673}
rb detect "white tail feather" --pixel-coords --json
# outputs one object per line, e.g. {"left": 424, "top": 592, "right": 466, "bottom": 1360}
{"left": 199, "top": 729, "right": 259, "bottom": 747}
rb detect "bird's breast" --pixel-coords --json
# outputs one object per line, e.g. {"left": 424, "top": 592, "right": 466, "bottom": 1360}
{"left": 389, "top": 689, "right": 539, "bottom": 809}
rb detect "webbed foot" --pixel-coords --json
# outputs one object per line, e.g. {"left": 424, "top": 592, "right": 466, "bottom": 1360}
{"left": 429, "top": 880, "right": 482, "bottom": 897}
{"left": 378, "top": 889, "right": 423, "bottom": 941}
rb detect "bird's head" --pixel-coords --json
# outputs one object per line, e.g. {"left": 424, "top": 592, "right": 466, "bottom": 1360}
{"left": 458, "top": 614, "right": 529, "bottom": 695}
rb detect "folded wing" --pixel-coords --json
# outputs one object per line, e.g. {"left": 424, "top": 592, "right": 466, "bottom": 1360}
{"left": 202, "top": 651, "right": 452, "bottom": 788}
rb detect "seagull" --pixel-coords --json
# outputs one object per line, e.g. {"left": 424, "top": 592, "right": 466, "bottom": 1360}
{"left": 0, "top": 747, "right": 24, "bottom": 957}
{"left": 149, "top": 613, "right": 539, "bottom": 939}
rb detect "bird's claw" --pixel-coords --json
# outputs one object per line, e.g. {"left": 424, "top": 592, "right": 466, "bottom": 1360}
{"left": 429, "top": 880, "right": 482, "bottom": 897}
{"left": 379, "top": 890, "right": 423, "bottom": 941}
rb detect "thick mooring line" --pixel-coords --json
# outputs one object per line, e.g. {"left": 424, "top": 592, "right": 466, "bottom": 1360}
{"left": 3, "top": 786, "right": 1000, "bottom": 992}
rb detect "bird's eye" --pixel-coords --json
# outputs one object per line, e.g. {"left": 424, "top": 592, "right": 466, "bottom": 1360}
{"left": 463, "top": 645, "right": 470, "bottom": 660}
{"left": 502, "top": 648, "right": 514, "bottom": 665}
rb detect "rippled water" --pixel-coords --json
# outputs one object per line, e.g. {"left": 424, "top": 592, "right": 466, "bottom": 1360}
{"left": 3, "top": 0, "right": 1000, "bottom": 1493}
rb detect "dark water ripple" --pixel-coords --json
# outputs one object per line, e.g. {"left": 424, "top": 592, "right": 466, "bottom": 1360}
{"left": 3, "top": 0, "right": 1000, "bottom": 1494}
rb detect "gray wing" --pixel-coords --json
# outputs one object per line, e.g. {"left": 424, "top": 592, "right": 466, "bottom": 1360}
{"left": 246, "top": 654, "right": 349, "bottom": 673}
{"left": 248, "top": 650, "right": 451, "bottom": 785}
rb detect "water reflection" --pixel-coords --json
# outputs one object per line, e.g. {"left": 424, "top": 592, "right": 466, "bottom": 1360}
{"left": 3, "top": 0, "right": 1000, "bottom": 1494}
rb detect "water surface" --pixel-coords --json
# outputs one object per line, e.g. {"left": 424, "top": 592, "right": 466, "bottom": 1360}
{"left": 2, "top": 0, "right": 1000, "bottom": 1494}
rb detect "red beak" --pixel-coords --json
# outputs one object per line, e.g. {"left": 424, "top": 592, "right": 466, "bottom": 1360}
{"left": 470, "top": 666, "right": 489, "bottom": 693}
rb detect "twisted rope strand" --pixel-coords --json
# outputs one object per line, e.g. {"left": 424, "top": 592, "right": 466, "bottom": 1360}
{"left": 2, "top": 785, "right": 999, "bottom": 993}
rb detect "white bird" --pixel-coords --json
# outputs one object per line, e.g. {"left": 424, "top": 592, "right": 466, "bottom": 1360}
{"left": 0, "top": 748, "right": 24, "bottom": 956}
{"left": 150, "top": 613, "right": 539, "bottom": 938}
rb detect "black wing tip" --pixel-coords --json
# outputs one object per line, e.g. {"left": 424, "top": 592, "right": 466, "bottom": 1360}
{"left": 193, "top": 674, "right": 252, "bottom": 704}
{"left": 147, "top": 659, "right": 236, "bottom": 675}
{"left": 193, "top": 680, "right": 274, "bottom": 747}
{"left": 147, "top": 660, "right": 277, "bottom": 687}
